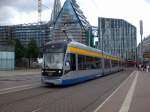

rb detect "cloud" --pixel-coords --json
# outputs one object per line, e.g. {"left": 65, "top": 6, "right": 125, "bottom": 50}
{"left": 0, "top": 0, "right": 53, "bottom": 13}
{"left": 0, "top": 0, "right": 54, "bottom": 25}
{"left": 0, "top": 0, "right": 35, "bottom": 12}
{"left": 145, "top": 0, "right": 150, "bottom": 3}
{"left": 0, "top": 6, "right": 17, "bottom": 25}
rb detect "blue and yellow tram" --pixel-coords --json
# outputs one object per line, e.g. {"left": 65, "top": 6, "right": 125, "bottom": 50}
{"left": 41, "top": 40, "right": 123, "bottom": 85}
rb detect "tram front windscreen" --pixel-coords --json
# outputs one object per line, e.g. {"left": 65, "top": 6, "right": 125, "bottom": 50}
{"left": 43, "top": 43, "right": 67, "bottom": 69}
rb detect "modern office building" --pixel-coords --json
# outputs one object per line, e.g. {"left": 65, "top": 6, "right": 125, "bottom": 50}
{"left": 138, "top": 35, "right": 150, "bottom": 64}
{"left": 12, "top": 23, "right": 50, "bottom": 48}
{"left": 0, "top": 25, "right": 13, "bottom": 42}
{"left": 52, "top": 0, "right": 93, "bottom": 46}
{"left": 0, "top": 0, "right": 94, "bottom": 50}
{"left": 97, "top": 17, "right": 137, "bottom": 61}
{"left": 0, "top": 23, "right": 50, "bottom": 49}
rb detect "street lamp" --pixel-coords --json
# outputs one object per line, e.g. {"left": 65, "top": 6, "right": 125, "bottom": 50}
{"left": 140, "top": 20, "right": 143, "bottom": 64}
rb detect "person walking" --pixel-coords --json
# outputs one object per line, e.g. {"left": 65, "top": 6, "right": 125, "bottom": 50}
{"left": 139, "top": 64, "right": 142, "bottom": 71}
{"left": 146, "top": 65, "right": 150, "bottom": 72}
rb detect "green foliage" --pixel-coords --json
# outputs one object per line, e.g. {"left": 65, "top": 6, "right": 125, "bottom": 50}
{"left": 26, "top": 39, "right": 39, "bottom": 59}
{"left": 7, "top": 39, "right": 15, "bottom": 46}
{"left": 14, "top": 39, "right": 26, "bottom": 60}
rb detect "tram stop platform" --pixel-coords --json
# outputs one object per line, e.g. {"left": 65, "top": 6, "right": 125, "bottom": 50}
{"left": 94, "top": 71, "right": 150, "bottom": 112}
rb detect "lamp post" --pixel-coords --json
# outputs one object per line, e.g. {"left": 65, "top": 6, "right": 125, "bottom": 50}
{"left": 98, "top": 17, "right": 105, "bottom": 75}
{"left": 88, "top": 26, "right": 91, "bottom": 47}
{"left": 140, "top": 20, "right": 143, "bottom": 64}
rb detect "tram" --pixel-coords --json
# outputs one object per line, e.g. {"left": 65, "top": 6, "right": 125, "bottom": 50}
{"left": 41, "top": 40, "right": 123, "bottom": 85}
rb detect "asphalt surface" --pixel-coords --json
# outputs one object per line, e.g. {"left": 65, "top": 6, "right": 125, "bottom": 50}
{"left": 0, "top": 70, "right": 132, "bottom": 112}
{"left": 0, "top": 70, "right": 41, "bottom": 90}
{"left": 94, "top": 71, "right": 150, "bottom": 112}
{"left": 0, "top": 74, "right": 41, "bottom": 90}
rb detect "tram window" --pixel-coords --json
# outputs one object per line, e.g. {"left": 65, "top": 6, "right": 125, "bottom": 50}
{"left": 45, "top": 43, "right": 67, "bottom": 53}
{"left": 104, "top": 59, "right": 110, "bottom": 68}
{"left": 112, "top": 60, "right": 118, "bottom": 67}
{"left": 78, "top": 55, "right": 86, "bottom": 70}
{"left": 86, "top": 56, "right": 93, "bottom": 69}
{"left": 70, "top": 54, "right": 76, "bottom": 70}
{"left": 78, "top": 54, "right": 102, "bottom": 70}
{"left": 86, "top": 56, "right": 101, "bottom": 69}
{"left": 95, "top": 57, "right": 102, "bottom": 68}
{"left": 66, "top": 53, "right": 76, "bottom": 71}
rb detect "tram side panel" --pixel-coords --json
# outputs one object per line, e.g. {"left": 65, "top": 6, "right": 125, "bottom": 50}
{"left": 62, "top": 53, "right": 104, "bottom": 85}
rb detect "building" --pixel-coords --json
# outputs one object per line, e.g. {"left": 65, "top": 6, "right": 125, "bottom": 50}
{"left": 12, "top": 23, "right": 50, "bottom": 49}
{"left": 138, "top": 35, "right": 150, "bottom": 64}
{"left": 49, "top": 0, "right": 61, "bottom": 24}
{"left": 52, "top": 0, "right": 93, "bottom": 46}
{"left": 0, "top": 0, "right": 95, "bottom": 51}
{"left": 0, "top": 42, "right": 15, "bottom": 70}
{"left": 0, "top": 23, "right": 50, "bottom": 50}
{"left": 0, "top": 25, "right": 13, "bottom": 43}
{"left": 97, "top": 17, "right": 137, "bottom": 62}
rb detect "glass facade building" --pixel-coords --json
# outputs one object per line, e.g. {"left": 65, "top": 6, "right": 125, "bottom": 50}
{"left": 138, "top": 35, "right": 150, "bottom": 64}
{"left": 52, "top": 0, "right": 92, "bottom": 45}
{"left": 0, "top": 23, "right": 50, "bottom": 50}
{"left": 0, "top": 26, "right": 13, "bottom": 42}
{"left": 12, "top": 23, "right": 50, "bottom": 48}
{"left": 98, "top": 17, "right": 137, "bottom": 61}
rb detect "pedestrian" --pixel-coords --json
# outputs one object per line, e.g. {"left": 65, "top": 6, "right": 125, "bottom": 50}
{"left": 146, "top": 65, "right": 150, "bottom": 72}
{"left": 139, "top": 64, "right": 142, "bottom": 71}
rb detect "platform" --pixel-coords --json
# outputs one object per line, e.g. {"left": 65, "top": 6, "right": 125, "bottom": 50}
{"left": 94, "top": 70, "right": 150, "bottom": 112}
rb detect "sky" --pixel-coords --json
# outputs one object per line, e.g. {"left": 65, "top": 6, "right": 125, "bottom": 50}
{"left": 0, "top": 0, "right": 150, "bottom": 44}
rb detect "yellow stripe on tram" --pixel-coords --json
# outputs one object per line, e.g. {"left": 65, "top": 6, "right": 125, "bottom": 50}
{"left": 67, "top": 47, "right": 102, "bottom": 57}
{"left": 67, "top": 46, "right": 120, "bottom": 61}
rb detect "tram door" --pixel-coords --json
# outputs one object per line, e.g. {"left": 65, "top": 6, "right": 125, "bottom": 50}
{"left": 64, "top": 53, "right": 76, "bottom": 74}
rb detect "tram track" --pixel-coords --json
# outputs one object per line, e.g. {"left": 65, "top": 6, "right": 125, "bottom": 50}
{"left": 0, "top": 85, "right": 60, "bottom": 108}
{"left": 0, "top": 70, "right": 132, "bottom": 112}
{"left": 80, "top": 70, "right": 132, "bottom": 112}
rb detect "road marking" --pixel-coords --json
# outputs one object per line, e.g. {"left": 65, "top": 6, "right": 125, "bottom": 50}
{"left": 0, "top": 83, "right": 41, "bottom": 95}
{"left": 32, "top": 108, "right": 41, "bottom": 112}
{"left": 119, "top": 71, "right": 138, "bottom": 112}
{"left": 94, "top": 71, "right": 136, "bottom": 112}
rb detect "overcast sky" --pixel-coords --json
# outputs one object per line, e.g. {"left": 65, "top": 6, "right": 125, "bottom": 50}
{"left": 0, "top": 0, "right": 150, "bottom": 44}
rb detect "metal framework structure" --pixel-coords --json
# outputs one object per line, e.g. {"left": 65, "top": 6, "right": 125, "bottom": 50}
{"left": 50, "top": 0, "right": 61, "bottom": 24}
{"left": 38, "top": 0, "right": 42, "bottom": 23}
{"left": 52, "top": 0, "right": 91, "bottom": 46}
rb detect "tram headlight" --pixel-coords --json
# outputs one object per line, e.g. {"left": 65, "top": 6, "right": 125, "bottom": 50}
{"left": 58, "top": 70, "right": 61, "bottom": 73}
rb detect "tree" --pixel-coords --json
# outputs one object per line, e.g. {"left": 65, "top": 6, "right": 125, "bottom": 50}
{"left": 27, "top": 39, "right": 39, "bottom": 58}
{"left": 15, "top": 39, "right": 26, "bottom": 60}
{"left": 8, "top": 39, "right": 26, "bottom": 67}
{"left": 26, "top": 39, "right": 39, "bottom": 67}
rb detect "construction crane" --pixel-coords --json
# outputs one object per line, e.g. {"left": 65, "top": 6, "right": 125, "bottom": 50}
{"left": 38, "top": 0, "right": 42, "bottom": 23}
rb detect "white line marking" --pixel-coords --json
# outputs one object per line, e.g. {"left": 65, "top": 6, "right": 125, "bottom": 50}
{"left": 94, "top": 71, "right": 136, "bottom": 112}
{"left": 32, "top": 108, "right": 41, "bottom": 112}
{"left": 119, "top": 71, "right": 138, "bottom": 112}
{"left": 0, "top": 83, "right": 41, "bottom": 95}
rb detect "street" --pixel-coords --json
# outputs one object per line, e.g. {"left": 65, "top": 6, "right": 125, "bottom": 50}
{"left": 0, "top": 70, "right": 131, "bottom": 112}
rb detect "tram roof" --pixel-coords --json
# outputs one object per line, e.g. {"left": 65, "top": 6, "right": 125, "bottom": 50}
{"left": 46, "top": 40, "right": 121, "bottom": 60}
